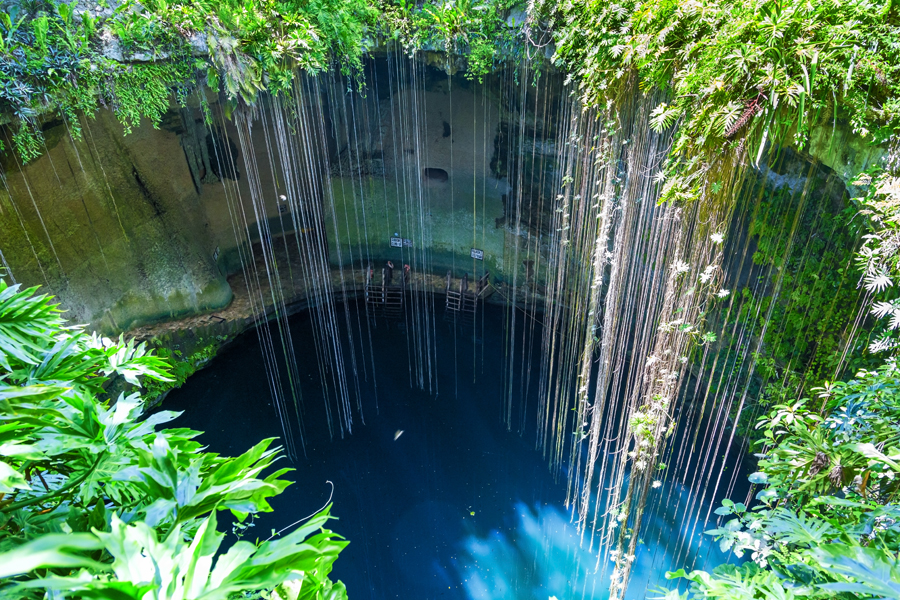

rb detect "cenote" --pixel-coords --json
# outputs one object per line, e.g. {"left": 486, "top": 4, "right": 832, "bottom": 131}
{"left": 0, "top": 3, "right": 897, "bottom": 599}
{"left": 162, "top": 297, "right": 736, "bottom": 600}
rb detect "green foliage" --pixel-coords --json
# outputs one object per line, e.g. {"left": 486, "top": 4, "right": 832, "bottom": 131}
{"left": 140, "top": 0, "right": 379, "bottom": 93}
{"left": 0, "top": 0, "right": 378, "bottom": 160}
{"left": 663, "top": 563, "right": 799, "bottom": 599}
{"left": 854, "top": 171, "right": 900, "bottom": 355}
{"left": 111, "top": 62, "right": 196, "bottom": 135}
{"left": 0, "top": 280, "right": 347, "bottom": 599}
{"left": 4, "top": 510, "right": 347, "bottom": 600}
{"left": 536, "top": 0, "right": 899, "bottom": 204}
{"left": 381, "top": 0, "right": 521, "bottom": 81}
{"left": 657, "top": 134, "right": 900, "bottom": 599}
{"left": 692, "top": 166, "right": 876, "bottom": 449}
{"left": 0, "top": 0, "right": 524, "bottom": 160}
{"left": 748, "top": 181, "right": 866, "bottom": 388}
{"left": 657, "top": 360, "right": 900, "bottom": 599}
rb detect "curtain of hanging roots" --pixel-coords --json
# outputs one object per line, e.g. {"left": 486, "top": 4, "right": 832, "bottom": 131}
{"left": 1, "top": 50, "right": 869, "bottom": 599}
{"left": 200, "top": 61, "right": 829, "bottom": 597}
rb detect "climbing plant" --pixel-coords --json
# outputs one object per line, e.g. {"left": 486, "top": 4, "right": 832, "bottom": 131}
{"left": 0, "top": 0, "right": 523, "bottom": 161}
{"left": 0, "top": 280, "right": 348, "bottom": 599}
{"left": 380, "top": 0, "right": 522, "bottom": 81}
{"left": 0, "top": 0, "right": 379, "bottom": 159}
{"left": 650, "top": 147, "right": 900, "bottom": 599}
{"left": 703, "top": 167, "right": 875, "bottom": 443}
{"left": 534, "top": 0, "right": 899, "bottom": 204}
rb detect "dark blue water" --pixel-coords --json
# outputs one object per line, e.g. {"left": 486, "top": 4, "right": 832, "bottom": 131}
{"left": 163, "top": 299, "right": 728, "bottom": 599}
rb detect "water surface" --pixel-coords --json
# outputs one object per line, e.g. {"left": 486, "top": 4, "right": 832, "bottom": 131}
{"left": 163, "top": 299, "right": 729, "bottom": 599}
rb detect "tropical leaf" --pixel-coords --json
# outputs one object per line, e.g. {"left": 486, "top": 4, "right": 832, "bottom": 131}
{"left": 811, "top": 543, "right": 900, "bottom": 599}
{"left": 852, "top": 443, "right": 900, "bottom": 472}
{"left": 649, "top": 103, "right": 681, "bottom": 132}
{"left": 764, "top": 508, "right": 835, "bottom": 546}
{"left": 13, "top": 510, "right": 347, "bottom": 600}
{"left": 0, "top": 459, "right": 29, "bottom": 493}
{"left": 0, "top": 284, "right": 345, "bottom": 598}
{"left": 0, "top": 534, "right": 105, "bottom": 578}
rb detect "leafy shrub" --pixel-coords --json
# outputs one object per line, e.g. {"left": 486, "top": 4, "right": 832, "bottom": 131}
{"left": 0, "top": 280, "right": 347, "bottom": 600}
{"left": 655, "top": 360, "right": 900, "bottom": 599}
{"left": 535, "top": 0, "right": 899, "bottom": 206}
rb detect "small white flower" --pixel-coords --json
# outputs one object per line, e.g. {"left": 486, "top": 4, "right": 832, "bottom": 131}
{"left": 652, "top": 480, "right": 662, "bottom": 489}
{"left": 710, "top": 232, "right": 725, "bottom": 244}
{"left": 672, "top": 260, "right": 690, "bottom": 275}
{"left": 716, "top": 288, "right": 730, "bottom": 298}
{"left": 699, "top": 265, "right": 716, "bottom": 284}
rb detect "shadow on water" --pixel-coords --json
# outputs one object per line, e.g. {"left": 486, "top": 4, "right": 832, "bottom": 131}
{"left": 162, "top": 298, "right": 733, "bottom": 600}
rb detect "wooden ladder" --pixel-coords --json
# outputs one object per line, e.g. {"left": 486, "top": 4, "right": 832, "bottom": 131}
{"left": 366, "top": 264, "right": 407, "bottom": 320}
{"left": 445, "top": 271, "right": 489, "bottom": 328}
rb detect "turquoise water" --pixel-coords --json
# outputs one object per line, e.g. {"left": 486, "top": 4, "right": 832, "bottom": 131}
{"left": 163, "top": 298, "right": 733, "bottom": 599}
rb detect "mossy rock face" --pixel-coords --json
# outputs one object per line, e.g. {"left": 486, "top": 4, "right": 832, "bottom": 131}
{"left": 805, "top": 118, "right": 886, "bottom": 193}
{"left": 0, "top": 109, "right": 232, "bottom": 334}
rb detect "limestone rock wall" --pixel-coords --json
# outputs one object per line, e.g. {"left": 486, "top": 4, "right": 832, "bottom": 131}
{"left": 0, "top": 59, "right": 565, "bottom": 334}
{"left": 0, "top": 109, "right": 231, "bottom": 333}
{"left": 0, "top": 54, "right": 880, "bottom": 337}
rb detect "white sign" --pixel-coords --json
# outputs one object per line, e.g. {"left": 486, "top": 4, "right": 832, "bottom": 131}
{"left": 390, "top": 237, "right": 402, "bottom": 248}
{"left": 403, "top": 238, "right": 413, "bottom": 247}
{"left": 471, "top": 248, "right": 484, "bottom": 260}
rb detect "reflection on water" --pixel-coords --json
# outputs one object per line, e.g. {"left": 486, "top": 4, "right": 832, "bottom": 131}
{"left": 161, "top": 299, "right": 735, "bottom": 599}
{"left": 458, "top": 502, "right": 599, "bottom": 600}
{"left": 458, "top": 488, "right": 727, "bottom": 600}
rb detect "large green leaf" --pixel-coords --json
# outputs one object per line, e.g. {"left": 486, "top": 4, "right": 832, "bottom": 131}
{"left": 852, "top": 442, "right": 900, "bottom": 472}
{"left": 765, "top": 508, "right": 835, "bottom": 546}
{"left": 0, "top": 533, "right": 105, "bottom": 578}
{"left": 0, "top": 282, "right": 63, "bottom": 370}
{"left": 14, "top": 509, "right": 347, "bottom": 600}
{"left": 0, "top": 459, "right": 29, "bottom": 493}
{"left": 811, "top": 543, "right": 900, "bottom": 599}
